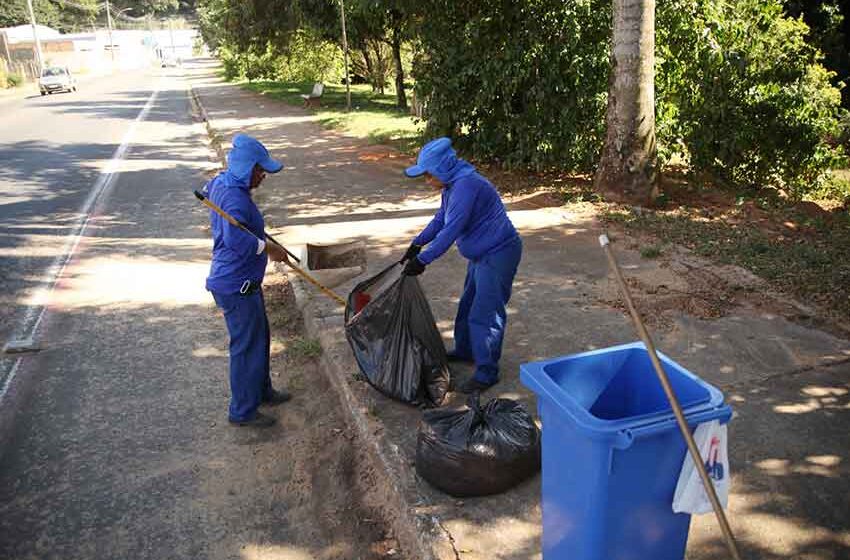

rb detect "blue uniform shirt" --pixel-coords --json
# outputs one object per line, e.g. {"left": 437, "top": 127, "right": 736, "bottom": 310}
{"left": 415, "top": 162, "right": 519, "bottom": 264}
{"left": 204, "top": 171, "right": 268, "bottom": 294}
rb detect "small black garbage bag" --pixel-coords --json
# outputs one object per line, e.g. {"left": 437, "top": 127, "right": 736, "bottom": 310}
{"left": 416, "top": 394, "right": 541, "bottom": 497}
{"left": 345, "top": 263, "right": 451, "bottom": 407}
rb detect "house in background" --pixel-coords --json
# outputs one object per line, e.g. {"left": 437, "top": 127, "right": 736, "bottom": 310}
{"left": 1, "top": 24, "right": 199, "bottom": 82}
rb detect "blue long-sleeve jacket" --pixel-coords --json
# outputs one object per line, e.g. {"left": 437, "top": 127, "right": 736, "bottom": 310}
{"left": 204, "top": 171, "right": 268, "bottom": 294}
{"left": 415, "top": 162, "right": 519, "bottom": 264}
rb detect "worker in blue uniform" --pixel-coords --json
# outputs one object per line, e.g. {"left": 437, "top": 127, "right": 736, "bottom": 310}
{"left": 401, "top": 137, "right": 522, "bottom": 394}
{"left": 205, "top": 134, "right": 292, "bottom": 428}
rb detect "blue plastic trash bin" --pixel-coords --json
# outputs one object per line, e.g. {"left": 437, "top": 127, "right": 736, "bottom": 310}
{"left": 520, "top": 342, "right": 732, "bottom": 560}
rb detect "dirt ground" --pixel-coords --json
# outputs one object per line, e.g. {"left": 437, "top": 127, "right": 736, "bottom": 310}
{"left": 219, "top": 273, "right": 403, "bottom": 560}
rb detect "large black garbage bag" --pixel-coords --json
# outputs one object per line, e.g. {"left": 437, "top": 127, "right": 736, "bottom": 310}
{"left": 416, "top": 394, "right": 541, "bottom": 497}
{"left": 345, "top": 263, "right": 451, "bottom": 407}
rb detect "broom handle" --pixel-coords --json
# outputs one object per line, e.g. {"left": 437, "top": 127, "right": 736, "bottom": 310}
{"left": 600, "top": 233, "right": 743, "bottom": 560}
{"left": 284, "top": 259, "right": 347, "bottom": 307}
{"left": 195, "top": 190, "right": 345, "bottom": 307}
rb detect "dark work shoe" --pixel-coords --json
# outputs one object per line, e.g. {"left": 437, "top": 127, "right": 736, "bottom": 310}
{"left": 262, "top": 389, "right": 292, "bottom": 406}
{"left": 458, "top": 377, "right": 496, "bottom": 394}
{"left": 446, "top": 350, "right": 473, "bottom": 363}
{"left": 229, "top": 411, "right": 277, "bottom": 428}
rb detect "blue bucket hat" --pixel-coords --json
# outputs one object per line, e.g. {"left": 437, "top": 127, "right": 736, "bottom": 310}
{"left": 405, "top": 137, "right": 456, "bottom": 178}
{"left": 227, "top": 133, "right": 283, "bottom": 181}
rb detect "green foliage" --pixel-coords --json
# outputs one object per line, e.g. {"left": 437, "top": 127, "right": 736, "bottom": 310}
{"left": 276, "top": 29, "right": 344, "bottom": 82}
{"left": 656, "top": 0, "right": 846, "bottom": 199}
{"left": 0, "top": 0, "right": 59, "bottom": 28}
{"left": 287, "top": 337, "right": 322, "bottom": 361}
{"left": 414, "top": 0, "right": 844, "bottom": 194}
{"left": 218, "top": 28, "right": 343, "bottom": 83}
{"left": 640, "top": 245, "right": 663, "bottom": 259}
{"left": 205, "top": 0, "right": 846, "bottom": 200}
{"left": 784, "top": 0, "right": 849, "bottom": 108}
{"left": 811, "top": 170, "right": 850, "bottom": 204}
{"left": 414, "top": 0, "right": 611, "bottom": 171}
{"left": 6, "top": 73, "right": 24, "bottom": 87}
{"left": 198, "top": 0, "right": 336, "bottom": 54}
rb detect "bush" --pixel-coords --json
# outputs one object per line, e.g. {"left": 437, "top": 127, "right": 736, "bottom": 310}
{"left": 218, "top": 28, "right": 343, "bottom": 84}
{"left": 6, "top": 73, "right": 23, "bottom": 87}
{"left": 414, "top": 0, "right": 611, "bottom": 171}
{"left": 810, "top": 172, "right": 850, "bottom": 205}
{"left": 415, "top": 0, "right": 844, "bottom": 197}
{"left": 276, "top": 29, "right": 344, "bottom": 83}
{"left": 656, "top": 0, "right": 846, "bottom": 198}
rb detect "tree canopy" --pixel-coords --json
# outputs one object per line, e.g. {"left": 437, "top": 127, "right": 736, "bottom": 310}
{"left": 197, "top": 0, "right": 847, "bottom": 199}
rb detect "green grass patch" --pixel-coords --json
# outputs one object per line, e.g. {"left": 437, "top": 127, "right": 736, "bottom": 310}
{"left": 241, "top": 80, "right": 423, "bottom": 153}
{"left": 287, "top": 337, "right": 323, "bottom": 361}
{"left": 640, "top": 245, "right": 663, "bottom": 259}
{"left": 602, "top": 203, "right": 850, "bottom": 322}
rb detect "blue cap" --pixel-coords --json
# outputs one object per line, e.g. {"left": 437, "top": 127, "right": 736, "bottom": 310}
{"left": 227, "top": 134, "right": 283, "bottom": 181}
{"left": 405, "top": 137, "right": 456, "bottom": 178}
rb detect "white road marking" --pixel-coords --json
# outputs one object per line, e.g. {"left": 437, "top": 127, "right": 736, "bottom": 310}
{"left": 1, "top": 80, "right": 162, "bottom": 401}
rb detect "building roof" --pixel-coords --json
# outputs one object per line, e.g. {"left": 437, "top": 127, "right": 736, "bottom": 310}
{"left": 0, "top": 24, "right": 61, "bottom": 43}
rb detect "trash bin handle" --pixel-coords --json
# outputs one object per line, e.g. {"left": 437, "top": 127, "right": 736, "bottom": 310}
{"left": 622, "top": 405, "right": 732, "bottom": 443}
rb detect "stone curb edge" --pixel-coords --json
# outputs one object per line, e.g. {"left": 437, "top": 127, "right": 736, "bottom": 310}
{"left": 281, "top": 271, "right": 461, "bottom": 560}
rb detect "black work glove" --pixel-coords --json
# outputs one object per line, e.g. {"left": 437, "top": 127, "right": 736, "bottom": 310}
{"left": 402, "top": 257, "right": 426, "bottom": 276}
{"left": 401, "top": 242, "right": 422, "bottom": 264}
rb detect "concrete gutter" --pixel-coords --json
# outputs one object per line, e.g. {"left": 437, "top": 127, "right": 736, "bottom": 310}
{"left": 283, "top": 266, "right": 459, "bottom": 560}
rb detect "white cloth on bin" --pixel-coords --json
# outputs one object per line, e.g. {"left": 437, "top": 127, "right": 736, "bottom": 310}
{"left": 672, "top": 420, "right": 730, "bottom": 514}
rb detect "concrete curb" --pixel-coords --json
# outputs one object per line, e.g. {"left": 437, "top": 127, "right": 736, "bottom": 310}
{"left": 190, "top": 80, "right": 457, "bottom": 560}
{"left": 281, "top": 266, "right": 460, "bottom": 560}
{"left": 188, "top": 84, "right": 226, "bottom": 168}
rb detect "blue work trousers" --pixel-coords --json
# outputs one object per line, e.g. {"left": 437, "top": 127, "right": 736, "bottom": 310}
{"left": 212, "top": 289, "right": 273, "bottom": 422}
{"left": 453, "top": 237, "right": 522, "bottom": 384}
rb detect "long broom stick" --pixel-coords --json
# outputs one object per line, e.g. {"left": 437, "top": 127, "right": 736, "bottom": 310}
{"left": 600, "top": 232, "right": 743, "bottom": 560}
{"left": 194, "top": 190, "right": 346, "bottom": 307}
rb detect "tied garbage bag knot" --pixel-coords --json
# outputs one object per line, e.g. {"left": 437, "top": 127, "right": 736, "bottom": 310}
{"left": 415, "top": 394, "right": 541, "bottom": 497}
{"left": 345, "top": 263, "right": 451, "bottom": 407}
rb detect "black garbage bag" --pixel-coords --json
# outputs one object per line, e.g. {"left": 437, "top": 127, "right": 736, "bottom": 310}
{"left": 345, "top": 263, "right": 451, "bottom": 407}
{"left": 416, "top": 394, "right": 541, "bottom": 497}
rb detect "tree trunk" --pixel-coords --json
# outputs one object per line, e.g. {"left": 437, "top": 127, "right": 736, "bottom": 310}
{"left": 593, "top": 0, "right": 658, "bottom": 204}
{"left": 391, "top": 21, "right": 407, "bottom": 109}
{"left": 361, "top": 48, "right": 376, "bottom": 92}
{"left": 371, "top": 41, "right": 386, "bottom": 95}
{"left": 841, "top": 1, "right": 850, "bottom": 107}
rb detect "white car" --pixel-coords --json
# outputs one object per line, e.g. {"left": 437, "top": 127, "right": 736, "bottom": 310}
{"left": 161, "top": 55, "right": 180, "bottom": 68}
{"left": 39, "top": 66, "right": 77, "bottom": 95}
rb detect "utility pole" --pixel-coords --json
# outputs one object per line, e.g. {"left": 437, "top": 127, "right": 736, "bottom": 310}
{"left": 105, "top": 0, "right": 115, "bottom": 63}
{"left": 339, "top": 0, "right": 351, "bottom": 112}
{"left": 1, "top": 30, "right": 12, "bottom": 66}
{"left": 26, "top": 0, "right": 44, "bottom": 72}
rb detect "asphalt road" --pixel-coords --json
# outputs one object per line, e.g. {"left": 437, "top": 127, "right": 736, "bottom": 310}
{"left": 0, "top": 66, "right": 231, "bottom": 557}
{"left": 0, "top": 70, "right": 167, "bottom": 347}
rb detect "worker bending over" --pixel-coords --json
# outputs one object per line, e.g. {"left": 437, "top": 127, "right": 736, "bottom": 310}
{"left": 402, "top": 137, "right": 522, "bottom": 394}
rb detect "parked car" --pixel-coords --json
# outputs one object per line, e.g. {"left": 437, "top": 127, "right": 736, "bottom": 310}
{"left": 39, "top": 66, "right": 77, "bottom": 95}
{"left": 161, "top": 55, "right": 181, "bottom": 68}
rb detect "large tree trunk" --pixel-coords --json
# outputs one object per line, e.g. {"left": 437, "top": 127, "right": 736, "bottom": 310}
{"left": 593, "top": 0, "right": 658, "bottom": 204}
{"left": 391, "top": 20, "right": 407, "bottom": 109}
{"left": 361, "top": 48, "right": 376, "bottom": 93}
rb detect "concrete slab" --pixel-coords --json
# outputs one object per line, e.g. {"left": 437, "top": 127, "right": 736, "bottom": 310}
{"left": 188, "top": 58, "right": 850, "bottom": 560}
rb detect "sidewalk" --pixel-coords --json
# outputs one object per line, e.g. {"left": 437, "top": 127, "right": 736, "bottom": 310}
{"left": 187, "top": 58, "right": 850, "bottom": 560}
